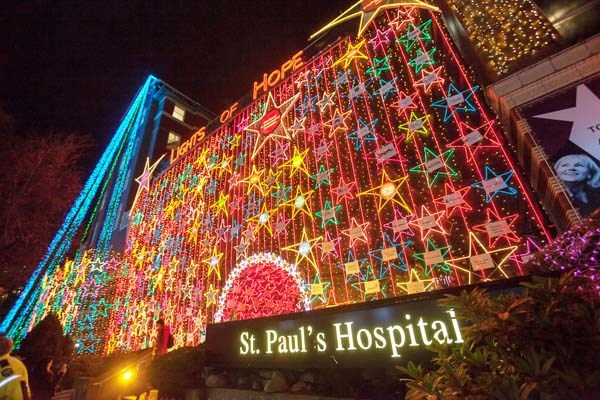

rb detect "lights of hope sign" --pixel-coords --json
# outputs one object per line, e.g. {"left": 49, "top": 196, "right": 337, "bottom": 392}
{"left": 206, "top": 294, "right": 465, "bottom": 368}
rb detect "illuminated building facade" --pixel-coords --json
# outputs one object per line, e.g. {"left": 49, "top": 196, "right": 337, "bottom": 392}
{"left": 7, "top": 0, "right": 593, "bottom": 355}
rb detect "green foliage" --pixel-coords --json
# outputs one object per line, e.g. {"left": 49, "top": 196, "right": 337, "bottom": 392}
{"left": 146, "top": 346, "right": 205, "bottom": 396}
{"left": 399, "top": 272, "right": 600, "bottom": 400}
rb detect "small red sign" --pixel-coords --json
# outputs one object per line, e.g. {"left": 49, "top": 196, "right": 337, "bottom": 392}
{"left": 259, "top": 109, "right": 282, "bottom": 135}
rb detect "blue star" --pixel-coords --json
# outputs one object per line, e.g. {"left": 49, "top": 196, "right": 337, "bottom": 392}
{"left": 337, "top": 249, "right": 368, "bottom": 283}
{"left": 348, "top": 118, "right": 378, "bottom": 151}
{"left": 368, "top": 233, "right": 412, "bottom": 276}
{"left": 343, "top": 76, "right": 372, "bottom": 107}
{"left": 471, "top": 166, "right": 517, "bottom": 202}
{"left": 243, "top": 193, "right": 264, "bottom": 220}
{"left": 295, "top": 94, "right": 319, "bottom": 118}
{"left": 331, "top": 70, "right": 350, "bottom": 87}
{"left": 431, "top": 83, "right": 479, "bottom": 122}
{"left": 372, "top": 78, "right": 398, "bottom": 100}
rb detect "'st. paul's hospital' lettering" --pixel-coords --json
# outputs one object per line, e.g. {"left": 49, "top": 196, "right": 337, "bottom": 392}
{"left": 239, "top": 309, "right": 463, "bottom": 359}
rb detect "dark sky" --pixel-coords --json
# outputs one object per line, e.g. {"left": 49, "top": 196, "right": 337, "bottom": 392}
{"left": 1, "top": 0, "right": 351, "bottom": 151}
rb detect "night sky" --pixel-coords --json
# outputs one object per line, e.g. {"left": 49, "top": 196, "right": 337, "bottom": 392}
{"left": 1, "top": 0, "right": 351, "bottom": 151}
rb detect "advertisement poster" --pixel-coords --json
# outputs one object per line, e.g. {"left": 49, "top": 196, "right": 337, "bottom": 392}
{"left": 521, "top": 78, "right": 600, "bottom": 216}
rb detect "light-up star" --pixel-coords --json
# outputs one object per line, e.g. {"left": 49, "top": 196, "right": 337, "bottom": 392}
{"left": 294, "top": 69, "right": 312, "bottom": 89}
{"left": 409, "top": 205, "right": 447, "bottom": 240}
{"left": 366, "top": 55, "right": 391, "bottom": 78}
{"left": 532, "top": 84, "right": 600, "bottom": 161}
{"left": 409, "top": 147, "right": 458, "bottom": 187}
{"left": 233, "top": 152, "right": 246, "bottom": 170}
{"left": 390, "top": 90, "right": 418, "bottom": 118}
{"left": 282, "top": 228, "right": 322, "bottom": 272}
{"left": 271, "top": 183, "right": 292, "bottom": 206}
{"left": 133, "top": 155, "right": 165, "bottom": 208}
{"left": 310, "top": 164, "right": 335, "bottom": 189}
{"left": 268, "top": 140, "right": 290, "bottom": 167}
{"left": 265, "top": 168, "right": 282, "bottom": 187}
{"left": 315, "top": 200, "right": 342, "bottom": 228}
{"left": 348, "top": 118, "right": 378, "bottom": 150}
{"left": 318, "top": 231, "right": 342, "bottom": 261}
{"left": 372, "top": 78, "right": 398, "bottom": 100}
{"left": 434, "top": 184, "right": 472, "bottom": 218}
{"left": 449, "top": 232, "right": 517, "bottom": 280}
{"left": 324, "top": 108, "right": 353, "bottom": 138}
{"left": 357, "top": 169, "right": 411, "bottom": 213}
{"left": 247, "top": 202, "right": 276, "bottom": 237}
{"left": 210, "top": 192, "right": 229, "bottom": 218}
{"left": 368, "top": 26, "right": 392, "bottom": 50}
{"left": 396, "top": 268, "right": 435, "bottom": 295}
{"left": 343, "top": 218, "right": 370, "bottom": 247}
{"left": 310, "top": 274, "right": 331, "bottom": 304}
{"left": 283, "top": 186, "right": 315, "bottom": 220}
{"left": 204, "top": 284, "right": 219, "bottom": 307}
{"left": 414, "top": 66, "right": 445, "bottom": 93}
{"left": 310, "top": 0, "right": 439, "bottom": 39}
{"left": 229, "top": 133, "right": 242, "bottom": 149}
{"left": 388, "top": 6, "right": 416, "bottom": 31}
{"left": 333, "top": 176, "right": 358, "bottom": 203}
{"left": 243, "top": 193, "right": 263, "bottom": 220}
{"left": 384, "top": 208, "right": 415, "bottom": 241}
{"left": 338, "top": 249, "right": 368, "bottom": 282}
{"left": 296, "top": 94, "right": 319, "bottom": 118}
{"left": 431, "top": 83, "right": 479, "bottom": 122}
{"left": 369, "top": 232, "right": 412, "bottom": 273}
{"left": 332, "top": 39, "right": 368, "bottom": 69}
{"left": 280, "top": 146, "right": 311, "bottom": 178}
{"left": 203, "top": 246, "right": 223, "bottom": 280}
{"left": 272, "top": 213, "right": 291, "bottom": 239}
{"left": 396, "top": 19, "right": 432, "bottom": 51}
{"left": 215, "top": 218, "right": 231, "bottom": 243}
{"left": 409, "top": 45, "right": 437, "bottom": 72}
{"left": 244, "top": 92, "right": 300, "bottom": 159}
{"left": 186, "top": 220, "right": 201, "bottom": 245}
{"left": 398, "top": 112, "right": 430, "bottom": 141}
{"left": 471, "top": 166, "right": 517, "bottom": 202}
{"left": 331, "top": 70, "right": 350, "bottom": 87}
{"left": 317, "top": 92, "right": 336, "bottom": 111}
{"left": 472, "top": 208, "right": 520, "bottom": 248}
{"left": 366, "top": 138, "right": 407, "bottom": 173}
{"left": 239, "top": 165, "right": 267, "bottom": 195}
{"left": 447, "top": 120, "right": 501, "bottom": 162}
{"left": 315, "top": 138, "right": 333, "bottom": 162}
{"left": 511, "top": 237, "right": 543, "bottom": 266}
{"left": 412, "top": 239, "right": 452, "bottom": 276}
{"left": 213, "top": 154, "right": 233, "bottom": 176}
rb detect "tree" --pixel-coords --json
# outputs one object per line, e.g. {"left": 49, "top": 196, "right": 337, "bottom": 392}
{"left": 0, "top": 109, "right": 92, "bottom": 290}
{"left": 400, "top": 272, "right": 600, "bottom": 400}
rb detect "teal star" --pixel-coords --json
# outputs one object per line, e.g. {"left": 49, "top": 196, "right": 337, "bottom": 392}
{"left": 310, "top": 274, "right": 331, "bottom": 304}
{"left": 409, "top": 147, "right": 457, "bottom": 187}
{"left": 366, "top": 55, "right": 391, "bottom": 78}
{"left": 396, "top": 19, "right": 432, "bottom": 51}
{"left": 412, "top": 239, "right": 452, "bottom": 277}
{"left": 408, "top": 47, "right": 436, "bottom": 73}
{"left": 310, "top": 164, "right": 334, "bottom": 189}
{"left": 315, "top": 200, "right": 342, "bottom": 228}
{"left": 471, "top": 166, "right": 517, "bottom": 202}
{"left": 431, "top": 83, "right": 479, "bottom": 121}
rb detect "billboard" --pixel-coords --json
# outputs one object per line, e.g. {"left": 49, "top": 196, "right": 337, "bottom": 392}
{"left": 521, "top": 78, "right": 600, "bottom": 217}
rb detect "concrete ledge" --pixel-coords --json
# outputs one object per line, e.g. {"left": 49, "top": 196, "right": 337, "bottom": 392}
{"left": 207, "top": 388, "right": 352, "bottom": 400}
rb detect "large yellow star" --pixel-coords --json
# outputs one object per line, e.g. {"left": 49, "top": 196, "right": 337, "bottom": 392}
{"left": 245, "top": 92, "right": 300, "bottom": 159}
{"left": 280, "top": 146, "right": 311, "bottom": 178}
{"left": 210, "top": 192, "right": 229, "bottom": 218}
{"left": 239, "top": 165, "right": 267, "bottom": 195}
{"left": 448, "top": 232, "right": 517, "bottom": 281}
{"left": 282, "top": 228, "right": 322, "bottom": 272}
{"left": 204, "top": 284, "right": 220, "bottom": 308}
{"left": 396, "top": 267, "right": 435, "bottom": 295}
{"left": 357, "top": 169, "right": 412, "bottom": 213}
{"left": 247, "top": 202, "right": 277, "bottom": 237}
{"left": 310, "top": 0, "right": 439, "bottom": 39}
{"left": 203, "top": 246, "right": 223, "bottom": 280}
{"left": 332, "top": 39, "right": 368, "bottom": 69}
{"left": 282, "top": 186, "right": 315, "bottom": 220}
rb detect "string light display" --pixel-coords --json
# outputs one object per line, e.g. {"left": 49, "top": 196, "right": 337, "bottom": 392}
{"left": 7, "top": 3, "right": 556, "bottom": 353}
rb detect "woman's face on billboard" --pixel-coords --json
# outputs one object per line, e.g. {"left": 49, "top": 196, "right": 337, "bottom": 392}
{"left": 555, "top": 155, "right": 589, "bottom": 183}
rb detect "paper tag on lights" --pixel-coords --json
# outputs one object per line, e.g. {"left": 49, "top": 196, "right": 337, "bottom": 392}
{"left": 407, "top": 281, "right": 425, "bottom": 294}
{"left": 417, "top": 215, "right": 438, "bottom": 230}
{"left": 461, "top": 129, "right": 483, "bottom": 146}
{"left": 443, "top": 191, "right": 465, "bottom": 208}
{"left": 320, "top": 208, "right": 337, "bottom": 220}
{"left": 469, "top": 253, "right": 494, "bottom": 271}
{"left": 423, "top": 72, "right": 438, "bottom": 85}
{"left": 485, "top": 220, "right": 511, "bottom": 238}
{"left": 348, "top": 227, "right": 364, "bottom": 240}
{"left": 408, "top": 119, "right": 424, "bottom": 131}
{"left": 397, "top": 96, "right": 414, "bottom": 109}
{"left": 392, "top": 218, "right": 410, "bottom": 233}
{"left": 364, "top": 280, "right": 381, "bottom": 294}
{"left": 482, "top": 177, "right": 508, "bottom": 194}
{"left": 345, "top": 261, "right": 360, "bottom": 275}
{"left": 321, "top": 241, "right": 335, "bottom": 253}
{"left": 415, "top": 53, "right": 431, "bottom": 65}
{"left": 381, "top": 247, "right": 399, "bottom": 262}
{"left": 424, "top": 249, "right": 443, "bottom": 265}
{"left": 424, "top": 156, "right": 443, "bottom": 172}
{"left": 311, "top": 283, "right": 324, "bottom": 295}
{"left": 446, "top": 92, "right": 465, "bottom": 107}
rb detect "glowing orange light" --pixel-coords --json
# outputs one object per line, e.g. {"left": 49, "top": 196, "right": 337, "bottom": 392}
{"left": 380, "top": 181, "right": 396, "bottom": 199}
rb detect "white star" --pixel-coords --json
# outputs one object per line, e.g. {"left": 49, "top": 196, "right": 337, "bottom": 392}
{"left": 533, "top": 84, "right": 600, "bottom": 161}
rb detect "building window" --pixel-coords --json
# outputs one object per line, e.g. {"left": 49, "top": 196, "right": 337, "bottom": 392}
{"left": 167, "top": 131, "right": 181, "bottom": 149}
{"left": 172, "top": 104, "right": 185, "bottom": 121}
